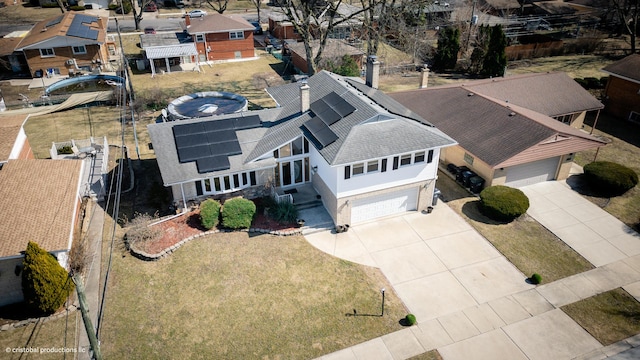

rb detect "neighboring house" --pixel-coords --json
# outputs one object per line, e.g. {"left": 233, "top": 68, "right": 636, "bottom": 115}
{"left": 286, "top": 39, "right": 364, "bottom": 74}
{"left": 0, "top": 159, "right": 84, "bottom": 307}
{"left": 0, "top": 114, "right": 34, "bottom": 165}
{"left": 601, "top": 54, "right": 640, "bottom": 123}
{"left": 14, "top": 11, "right": 114, "bottom": 78}
{"left": 184, "top": 13, "right": 256, "bottom": 62}
{"left": 139, "top": 32, "right": 199, "bottom": 76}
{"left": 479, "top": 0, "right": 522, "bottom": 16}
{"left": 268, "top": 12, "right": 303, "bottom": 41}
{"left": 389, "top": 75, "right": 608, "bottom": 189}
{"left": 148, "top": 60, "right": 457, "bottom": 226}
{"left": 269, "top": 3, "right": 363, "bottom": 41}
{"left": 0, "top": 36, "right": 29, "bottom": 76}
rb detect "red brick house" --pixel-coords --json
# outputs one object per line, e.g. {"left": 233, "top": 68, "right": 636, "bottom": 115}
{"left": 14, "top": 12, "right": 114, "bottom": 78}
{"left": 185, "top": 13, "right": 256, "bottom": 62}
{"left": 601, "top": 54, "right": 640, "bottom": 122}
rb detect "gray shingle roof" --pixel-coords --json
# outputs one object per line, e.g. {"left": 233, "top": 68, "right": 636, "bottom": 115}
{"left": 602, "top": 54, "right": 640, "bottom": 83}
{"left": 455, "top": 72, "right": 603, "bottom": 116}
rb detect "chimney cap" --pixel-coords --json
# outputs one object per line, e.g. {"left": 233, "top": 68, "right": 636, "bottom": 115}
{"left": 367, "top": 55, "right": 378, "bottom": 62}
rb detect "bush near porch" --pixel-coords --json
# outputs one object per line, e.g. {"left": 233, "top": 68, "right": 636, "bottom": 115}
{"left": 221, "top": 198, "right": 256, "bottom": 229}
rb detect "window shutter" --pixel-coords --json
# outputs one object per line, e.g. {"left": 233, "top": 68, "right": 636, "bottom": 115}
{"left": 381, "top": 158, "right": 387, "bottom": 172}
{"left": 392, "top": 156, "right": 399, "bottom": 170}
{"left": 249, "top": 171, "right": 257, "bottom": 186}
{"left": 195, "top": 181, "right": 203, "bottom": 196}
{"left": 344, "top": 165, "right": 351, "bottom": 179}
{"left": 427, "top": 150, "right": 434, "bottom": 163}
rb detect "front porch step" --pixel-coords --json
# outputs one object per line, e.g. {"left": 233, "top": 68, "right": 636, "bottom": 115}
{"left": 294, "top": 199, "right": 323, "bottom": 211}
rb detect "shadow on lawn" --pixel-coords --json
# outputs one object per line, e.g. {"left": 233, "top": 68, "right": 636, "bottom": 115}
{"left": 460, "top": 200, "right": 509, "bottom": 226}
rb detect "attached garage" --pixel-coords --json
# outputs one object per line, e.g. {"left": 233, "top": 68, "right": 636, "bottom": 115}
{"left": 504, "top": 157, "right": 560, "bottom": 188}
{"left": 350, "top": 187, "right": 418, "bottom": 224}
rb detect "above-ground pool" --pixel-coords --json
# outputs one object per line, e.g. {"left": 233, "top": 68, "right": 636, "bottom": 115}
{"left": 45, "top": 74, "right": 125, "bottom": 96}
{"left": 167, "top": 91, "right": 248, "bottom": 120}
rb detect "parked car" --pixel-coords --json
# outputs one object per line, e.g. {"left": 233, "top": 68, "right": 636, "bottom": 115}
{"left": 447, "top": 163, "right": 459, "bottom": 174}
{"left": 461, "top": 170, "right": 477, "bottom": 188}
{"left": 144, "top": 27, "right": 157, "bottom": 34}
{"left": 184, "top": 9, "right": 207, "bottom": 18}
{"left": 250, "top": 21, "right": 263, "bottom": 35}
{"left": 455, "top": 166, "right": 470, "bottom": 182}
{"left": 265, "top": 35, "right": 282, "bottom": 50}
{"left": 143, "top": 1, "right": 157, "bottom": 12}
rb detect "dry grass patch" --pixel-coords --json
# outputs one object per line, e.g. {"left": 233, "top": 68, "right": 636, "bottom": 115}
{"left": 508, "top": 55, "right": 615, "bottom": 79}
{"left": 0, "top": 315, "right": 77, "bottom": 359}
{"left": 408, "top": 350, "right": 444, "bottom": 360}
{"left": 0, "top": 3, "right": 62, "bottom": 24}
{"left": 23, "top": 106, "right": 155, "bottom": 159}
{"left": 438, "top": 174, "right": 593, "bottom": 282}
{"left": 99, "top": 231, "right": 407, "bottom": 359}
{"left": 562, "top": 288, "right": 640, "bottom": 345}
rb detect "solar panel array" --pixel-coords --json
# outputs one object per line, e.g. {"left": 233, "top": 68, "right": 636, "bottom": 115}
{"left": 67, "top": 14, "right": 100, "bottom": 41}
{"left": 46, "top": 15, "right": 64, "bottom": 28}
{"left": 172, "top": 115, "right": 261, "bottom": 173}
{"left": 310, "top": 91, "right": 356, "bottom": 126}
{"left": 303, "top": 92, "right": 355, "bottom": 149}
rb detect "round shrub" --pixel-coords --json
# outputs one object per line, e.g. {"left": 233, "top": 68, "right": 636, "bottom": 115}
{"left": 530, "top": 273, "right": 542, "bottom": 285}
{"left": 200, "top": 199, "right": 221, "bottom": 230}
{"left": 479, "top": 185, "right": 529, "bottom": 222}
{"left": 22, "top": 242, "right": 75, "bottom": 314}
{"left": 405, "top": 314, "right": 416, "bottom": 326}
{"left": 583, "top": 161, "right": 638, "bottom": 196}
{"left": 221, "top": 198, "right": 256, "bottom": 229}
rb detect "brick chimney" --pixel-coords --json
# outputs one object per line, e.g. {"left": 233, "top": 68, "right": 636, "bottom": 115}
{"left": 419, "top": 65, "right": 429, "bottom": 89}
{"left": 365, "top": 55, "right": 380, "bottom": 89}
{"left": 185, "top": 15, "right": 191, "bottom": 26}
{"left": 300, "top": 81, "right": 310, "bottom": 113}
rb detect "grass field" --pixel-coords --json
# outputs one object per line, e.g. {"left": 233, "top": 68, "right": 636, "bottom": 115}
{"left": 0, "top": 314, "right": 78, "bottom": 359}
{"left": 98, "top": 231, "right": 408, "bottom": 359}
{"left": 562, "top": 288, "right": 640, "bottom": 346}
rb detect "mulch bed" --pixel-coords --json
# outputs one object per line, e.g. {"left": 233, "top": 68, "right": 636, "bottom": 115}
{"left": 139, "top": 209, "right": 299, "bottom": 255}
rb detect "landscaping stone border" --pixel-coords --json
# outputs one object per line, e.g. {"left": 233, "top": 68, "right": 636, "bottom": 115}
{"left": 129, "top": 227, "right": 303, "bottom": 261}
{"left": 0, "top": 305, "right": 77, "bottom": 332}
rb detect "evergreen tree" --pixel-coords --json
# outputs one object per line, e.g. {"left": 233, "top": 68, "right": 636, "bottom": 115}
{"left": 22, "top": 241, "right": 75, "bottom": 314}
{"left": 434, "top": 27, "right": 461, "bottom": 71}
{"left": 482, "top": 25, "right": 507, "bottom": 77}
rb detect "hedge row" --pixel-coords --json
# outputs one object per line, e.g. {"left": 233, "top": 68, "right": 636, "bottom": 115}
{"left": 200, "top": 198, "right": 256, "bottom": 230}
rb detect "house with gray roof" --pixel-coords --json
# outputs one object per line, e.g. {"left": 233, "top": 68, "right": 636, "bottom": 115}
{"left": 389, "top": 75, "right": 608, "bottom": 188}
{"left": 148, "top": 59, "right": 456, "bottom": 226}
{"left": 601, "top": 54, "right": 640, "bottom": 122}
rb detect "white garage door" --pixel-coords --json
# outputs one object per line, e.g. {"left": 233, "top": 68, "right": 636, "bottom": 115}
{"left": 350, "top": 187, "right": 418, "bottom": 224}
{"left": 504, "top": 157, "right": 560, "bottom": 188}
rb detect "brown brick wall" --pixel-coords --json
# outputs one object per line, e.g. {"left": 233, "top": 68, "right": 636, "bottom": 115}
{"left": 194, "top": 31, "right": 255, "bottom": 61}
{"left": 24, "top": 44, "right": 104, "bottom": 77}
{"left": 603, "top": 76, "right": 640, "bottom": 120}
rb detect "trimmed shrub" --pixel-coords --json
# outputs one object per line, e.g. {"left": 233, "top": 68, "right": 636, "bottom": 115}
{"left": 479, "top": 185, "right": 530, "bottom": 222}
{"left": 530, "top": 273, "right": 542, "bottom": 285}
{"left": 583, "top": 161, "right": 638, "bottom": 197}
{"left": 405, "top": 314, "right": 417, "bottom": 326}
{"left": 221, "top": 198, "right": 256, "bottom": 229}
{"left": 268, "top": 201, "right": 298, "bottom": 224}
{"left": 22, "top": 242, "right": 75, "bottom": 314}
{"left": 200, "top": 199, "right": 221, "bottom": 230}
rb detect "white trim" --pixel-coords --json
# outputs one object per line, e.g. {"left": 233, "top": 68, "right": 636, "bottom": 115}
{"left": 40, "top": 48, "right": 55, "bottom": 57}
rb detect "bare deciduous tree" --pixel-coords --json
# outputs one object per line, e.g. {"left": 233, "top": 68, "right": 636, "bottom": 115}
{"left": 612, "top": 0, "right": 640, "bottom": 53}
{"left": 205, "top": 0, "right": 230, "bottom": 14}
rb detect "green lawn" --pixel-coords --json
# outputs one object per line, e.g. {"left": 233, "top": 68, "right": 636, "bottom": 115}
{"left": 562, "top": 288, "right": 640, "bottom": 345}
{"left": 98, "top": 231, "right": 408, "bottom": 359}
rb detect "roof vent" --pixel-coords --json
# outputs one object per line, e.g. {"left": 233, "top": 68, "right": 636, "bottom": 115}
{"left": 509, "top": 112, "right": 516, "bottom": 116}
{"left": 467, "top": 93, "right": 474, "bottom": 97}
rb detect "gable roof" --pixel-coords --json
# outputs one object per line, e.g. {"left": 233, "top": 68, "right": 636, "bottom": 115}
{"left": 389, "top": 86, "right": 607, "bottom": 168}
{"left": 0, "top": 115, "right": 29, "bottom": 162}
{"left": 602, "top": 54, "right": 640, "bottom": 84}
{"left": 186, "top": 14, "right": 254, "bottom": 34}
{"left": 287, "top": 39, "right": 363, "bottom": 61}
{"left": 450, "top": 72, "right": 603, "bottom": 117}
{"left": 16, "top": 12, "right": 107, "bottom": 50}
{"left": 0, "top": 159, "right": 83, "bottom": 258}
{"left": 149, "top": 71, "right": 456, "bottom": 185}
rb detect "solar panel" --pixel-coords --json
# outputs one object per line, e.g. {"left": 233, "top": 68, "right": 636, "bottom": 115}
{"left": 174, "top": 133, "right": 209, "bottom": 148}
{"left": 332, "top": 100, "right": 356, "bottom": 117}
{"left": 233, "top": 115, "right": 261, "bottom": 130}
{"left": 316, "top": 106, "right": 341, "bottom": 126}
{"left": 209, "top": 141, "right": 242, "bottom": 156}
{"left": 67, "top": 14, "right": 100, "bottom": 40}
{"left": 314, "top": 127, "right": 339, "bottom": 147}
{"left": 177, "top": 144, "right": 211, "bottom": 163}
{"left": 323, "top": 92, "right": 343, "bottom": 107}
{"left": 304, "top": 117, "right": 326, "bottom": 133}
{"left": 46, "top": 15, "right": 64, "bottom": 28}
{"left": 196, "top": 156, "right": 230, "bottom": 173}
{"left": 302, "top": 117, "right": 338, "bottom": 149}
{"left": 173, "top": 123, "right": 205, "bottom": 137}
{"left": 204, "top": 119, "right": 234, "bottom": 132}
{"left": 206, "top": 129, "right": 237, "bottom": 143}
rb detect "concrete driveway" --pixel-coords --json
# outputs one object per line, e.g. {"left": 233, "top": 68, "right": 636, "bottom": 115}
{"left": 305, "top": 205, "right": 533, "bottom": 322}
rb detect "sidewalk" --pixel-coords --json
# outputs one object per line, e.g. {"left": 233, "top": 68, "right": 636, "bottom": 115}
{"left": 311, "top": 181, "right": 640, "bottom": 360}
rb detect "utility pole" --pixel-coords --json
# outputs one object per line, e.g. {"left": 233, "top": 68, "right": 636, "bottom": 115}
{"left": 72, "top": 274, "right": 103, "bottom": 360}
{"left": 115, "top": 18, "right": 141, "bottom": 160}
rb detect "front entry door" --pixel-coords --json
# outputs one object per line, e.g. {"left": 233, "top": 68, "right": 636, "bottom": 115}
{"left": 279, "top": 158, "right": 308, "bottom": 187}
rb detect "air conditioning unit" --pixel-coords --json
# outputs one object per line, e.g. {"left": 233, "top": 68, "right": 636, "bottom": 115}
{"left": 66, "top": 59, "right": 75, "bottom": 65}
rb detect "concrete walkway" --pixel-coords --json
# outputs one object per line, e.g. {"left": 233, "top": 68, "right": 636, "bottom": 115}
{"left": 307, "top": 181, "right": 640, "bottom": 360}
